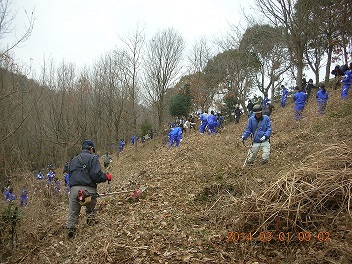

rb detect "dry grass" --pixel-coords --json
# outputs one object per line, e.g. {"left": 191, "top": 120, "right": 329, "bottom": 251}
{"left": 1, "top": 88, "right": 352, "bottom": 263}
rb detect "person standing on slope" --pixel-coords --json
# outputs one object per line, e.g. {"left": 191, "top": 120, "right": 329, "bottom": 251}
{"left": 341, "top": 64, "right": 352, "bottom": 100}
{"left": 281, "top": 85, "right": 289, "bottom": 108}
{"left": 66, "top": 140, "right": 112, "bottom": 238}
{"left": 246, "top": 100, "right": 254, "bottom": 118}
{"left": 293, "top": 86, "right": 308, "bottom": 121}
{"left": 199, "top": 111, "right": 208, "bottom": 134}
{"left": 241, "top": 104, "right": 272, "bottom": 165}
{"left": 234, "top": 106, "right": 243, "bottom": 123}
{"left": 316, "top": 84, "right": 329, "bottom": 115}
{"left": 207, "top": 110, "right": 219, "bottom": 135}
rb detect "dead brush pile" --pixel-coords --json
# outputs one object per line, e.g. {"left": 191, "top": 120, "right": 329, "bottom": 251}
{"left": 238, "top": 143, "right": 352, "bottom": 235}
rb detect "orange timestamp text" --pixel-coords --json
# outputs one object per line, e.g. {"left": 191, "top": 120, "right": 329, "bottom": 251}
{"left": 226, "top": 231, "right": 331, "bottom": 243}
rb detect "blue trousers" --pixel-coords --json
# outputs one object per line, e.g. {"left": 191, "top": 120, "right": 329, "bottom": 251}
{"left": 341, "top": 84, "right": 350, "bottom": 100}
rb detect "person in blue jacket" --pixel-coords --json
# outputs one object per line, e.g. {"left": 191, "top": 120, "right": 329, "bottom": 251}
{"left": 4, "top": 187, "right": 16, "bottom": 203}
{"left": 4, "top": 186, "right": 10, "bottom": 201}
{"left": 241, "top": 104, "right": 272, "bottom": 165}
{"left": 66, "top": 140, "right": 112, "bottom": 238}
{"left": 168, "top": 124, "right": 183, "bottom": 147}
{"left": 20, "top": 187, "right": 29, "bottom": 207}
{"left": 36, "top": 171, "right": 44, "bottom": 181}
{"left": 46, "top": 168, "right": 56, "bottom": 187}
{"left": 281, "top": 85, "right": 289, "bottom": 108}
{"left": 119, "top": 139, "right": 125, "bottom": 152}
{"left": 199, "top": 111, "right": 208, "bottom": 134}
{"left": 316, "top": 84, "right": 329, "bottom": 115}
{"left": 293, "top": 86, "right": 308, "bottom": 121}
{"left": 64, "top": 172, "right": 70, "bottom": 194}
{"left": 207, "top": 110, "right": 219, "bottom": 135}
{"left": 341, "top": 64, "right": 351, "bottom": 100}
{"left": 262, "top": 94, "right": 269, "bottom": 109}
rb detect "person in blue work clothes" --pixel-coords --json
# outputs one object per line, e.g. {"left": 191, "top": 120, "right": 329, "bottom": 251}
{"left": 281, "top": 85, "right": 289, "bottom": 108}
{"left": 20, "top": 187, "right": 29, "bottom": 206}
{"left": 293, "top": 86, "right": 308, "bottom": 121}
{"left": 341, "top": 64, "right": 351, "bottom": 100}
{"left": 207, "top": 110, "right": 219, "bottom": 135}
{"left": 199, "top": 111, "right": 208, "bottom": 134}
{"left": 241, "top": 104, "right": 272, "bottom": 165}
{"left": 119, "top": 139, "right": 125, "bottom": 152}
{"left": 316, "top": 84, "right": 329, "bottom": 115}
{"left": 262, "top": 94, "right": 269, "bottom": 109}
{"left": 64, "top": 171, "right": 70, "bottom": 194}
{"left": 66, "top": 140, "right": 112, "bottom": 238}
{"left": 47, "top": 168, "right": 56, "bottom": 187}
{"left": 37, "top": 171, "right": 44, "bottom": 181}
{"left": 4, "top": 187, "right": 16, "bottom": 203}
{"left": 168, "top": 124, "right": 183, "bottom": 147}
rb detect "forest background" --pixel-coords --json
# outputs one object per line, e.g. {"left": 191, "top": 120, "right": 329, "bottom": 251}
{"left": 0, "top": 0, "right": 351, "bottom": 182}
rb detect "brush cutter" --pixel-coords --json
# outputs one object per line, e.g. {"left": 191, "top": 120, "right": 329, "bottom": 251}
{"left": 77, "top": 186, "right": 147, "bottom": 206}
{"left": 242, "top": 140, "right": 253, "bottom": 168}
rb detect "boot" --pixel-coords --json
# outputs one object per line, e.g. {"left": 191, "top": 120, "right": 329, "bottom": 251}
{"left": 86, "top": 218, "right": 98, "bottom": 226}
{"left": 67, "top": 227, "right": 76, "bottom": 238}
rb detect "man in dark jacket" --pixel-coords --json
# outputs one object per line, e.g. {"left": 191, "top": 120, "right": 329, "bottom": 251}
{"left": 246, "top": 100, "right": 254, "bottom": 118}
{"left": 234, "top": 106, "right": 243, "bottom": 123}
{"left": 66, "top": 140, "right": 112, "bottom": 238}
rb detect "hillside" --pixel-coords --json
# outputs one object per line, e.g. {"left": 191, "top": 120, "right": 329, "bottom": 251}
{"left": 1, "top": 88, "right": 351, "bottom": 263}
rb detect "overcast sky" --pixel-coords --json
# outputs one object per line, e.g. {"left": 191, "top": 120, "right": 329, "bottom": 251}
{"left": 5, "top": 0, "right": 255, "bottom": 76}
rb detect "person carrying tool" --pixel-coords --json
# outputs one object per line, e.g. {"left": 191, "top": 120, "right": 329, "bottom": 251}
{"left": 240, "top": 104, "right": 272, "bottom": 165}
{"left": 66, "top": 140, "right": 112, "bottom": 238}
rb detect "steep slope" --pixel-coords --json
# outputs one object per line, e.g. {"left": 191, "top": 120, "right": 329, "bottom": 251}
{"left": 1, "top": 89, "right": 351, "bottom": 263}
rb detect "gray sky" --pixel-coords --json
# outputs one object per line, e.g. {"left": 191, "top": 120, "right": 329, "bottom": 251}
{"left": 5, "top": 0, "right": 254, "bottom": 75}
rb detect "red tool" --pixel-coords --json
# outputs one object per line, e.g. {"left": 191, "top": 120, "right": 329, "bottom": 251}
{"left": 77, "top": 186, "right": 147, "bottom": 205}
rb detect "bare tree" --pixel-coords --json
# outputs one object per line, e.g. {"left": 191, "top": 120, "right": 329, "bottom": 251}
{"left": 32, "top": 61, "right": 83, "bottom": 163}
{"left": 187, "top": 37, "right": 214, "bottom": 74}
{"left": 240, "top": 24, "right": 291, "bottom": 98}
{"left": 118, "top": 27, "right": 145, "bottom": 147}
{"left": 183, "top": 38, "right": 216, "bottom": 112}
{"left": 91, "top": 51, "right": 128, "bottom": 153}
{"left": 144, "top": 28, "right": 185, "bottom": 129}
{"left": 255, "top": 0, "right": 311, "bottom": 87}
{"left": 0, "top": 0, "right": 35, "bottom": 60}
{"left": 205, "top": 49, "right": 260, "bottom": 111}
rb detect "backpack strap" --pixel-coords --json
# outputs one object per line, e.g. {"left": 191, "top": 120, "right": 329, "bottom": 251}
{"left": 77, "top": 155, "right": 90, "bottom": 176}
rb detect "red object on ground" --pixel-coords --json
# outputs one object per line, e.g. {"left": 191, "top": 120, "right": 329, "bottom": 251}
{"left": 131, "top": 189, "right": 142, "bottom": 199}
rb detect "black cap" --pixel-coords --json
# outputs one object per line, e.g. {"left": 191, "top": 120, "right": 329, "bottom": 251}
{"left": 82, "top": 140, "right": 95, "bottom": 152}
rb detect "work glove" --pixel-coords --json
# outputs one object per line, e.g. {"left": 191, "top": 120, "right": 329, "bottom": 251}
{"left": 106, "top": 173, "right": 112, "bottom": 181}
{"left": 260, "top": 136, "right": 266, "bottom": 142}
